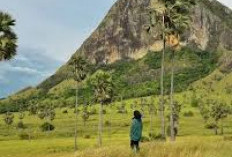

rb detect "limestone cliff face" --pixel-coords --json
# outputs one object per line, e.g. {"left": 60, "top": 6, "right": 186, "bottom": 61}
{"left": 70, "top": 0, "right": 232, "bottom": 65}
{"left": 38, "top": 0, "right": 232, "bottom": 90}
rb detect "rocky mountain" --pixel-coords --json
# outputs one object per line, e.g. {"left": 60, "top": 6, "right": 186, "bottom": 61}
{"left": 76, "top": 0, "right": 232, "bottom": 64}
{"left": 38, "top": 0, "right": 232, "bottom": 90}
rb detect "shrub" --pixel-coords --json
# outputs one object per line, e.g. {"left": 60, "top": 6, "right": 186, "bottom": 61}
{"left": 62, "top": 109, "right": 68, "bottom": 114}
{"left": 102, "top": 109, "right": 107, "bottom": 114}
{"left": 149, "top": 133, "right": 166, "bottom": 141}
{"left": 73, "top": 108, "right": 80, "bottom": 114}
{"left": 40, "top": 122, "right": 55, "bottom": 132}
{"left": 213, "top": 74, "right": 223, "bottom": 81}
{"left": 17, "top": 121, "right": 26, "bottom": 129}
{"left": 105, "top": 120, "right": 111, "bottom": 127}
{"left": 37, "top": 111, "right": 46, "bottom": 119}
{"left": 18, "top": 132, "right": 33, "bottom": 140}
{"left": 183, "top": 111, "right": 194, "bottom": 117}
{"left": 141, "top": 136, "right": 150, "bottom": 142}
{"left": 226, "top": 87, "right": 232, "bottom": 94}
{"left": 83, "top": 134, "right": 91, "bottom": 139}
{"left": 89, "top": 108, "right": 97, "bottom": 115}
{"left": 191, "top": 98, "right": 199, "bottom": 107}
{"left": 205, "top": 122, "right": 217, "bottom": 129}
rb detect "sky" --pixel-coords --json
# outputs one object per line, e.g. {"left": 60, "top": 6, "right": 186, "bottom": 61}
{"left": 0, "top": 0, "right": 231, "bottom": 98}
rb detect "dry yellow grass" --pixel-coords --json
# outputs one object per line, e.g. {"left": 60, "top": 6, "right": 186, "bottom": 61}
{"left": 74, "top": 137, "right": 232, "bottom": 157}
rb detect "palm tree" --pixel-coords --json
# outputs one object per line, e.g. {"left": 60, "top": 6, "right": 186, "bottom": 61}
{"left": 90, "top": 70, "right": 114, "bottom": 146}
{"left": 71, "top": 56, "right": 89, "bottom": 151}
{"left": 147, "top": 0, "right": 195, "bottom": 141}
{"left": 0, "top": 12, "right": 17, "bottom": 61}
{"left": 165, "top": 0, "right": 195, "bottom": 141}
{"left": 146, "top": 0, "right": 167, "bottom": 139}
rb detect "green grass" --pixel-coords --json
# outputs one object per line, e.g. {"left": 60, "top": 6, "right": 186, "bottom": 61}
{"left": 0, "top": 91, "right": 232, "bottom": 157}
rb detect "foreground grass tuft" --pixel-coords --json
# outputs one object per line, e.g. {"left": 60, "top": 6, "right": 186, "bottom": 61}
{"left": 75, "top": 139, "right": 231, "bottom": 157}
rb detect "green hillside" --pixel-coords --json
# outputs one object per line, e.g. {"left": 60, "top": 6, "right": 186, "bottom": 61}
{"left": 0, "top": 47, "right": 219, "bottom": 112}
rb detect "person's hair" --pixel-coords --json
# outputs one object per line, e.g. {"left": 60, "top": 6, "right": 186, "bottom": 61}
{"left": 133, "top": 110, "right": 142, "bottom": 120}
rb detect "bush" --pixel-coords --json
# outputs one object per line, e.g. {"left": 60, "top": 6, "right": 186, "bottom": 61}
{"left": 102, "top": 109, "right": 107, "bottom": 114}
{"left": 141, "top": 136, "right": 150, "bottom": 142}
{"left": 17, "top": 121, "right": 26, "bottom": 129}
{"left": 37, "top": 111, "right": 46, "bottom": 119}
{"left": 226, "top": 87, "right": 232, "bottom": 94}
{"left": 18, "top": 132, "right": 33, "bottom": 140}
{"left": 183, "top": 111, "right": 194, "bottom": 117}
{"left": 191, "top": 98, "right": 199, "bottom": 107}
{"left": 73, "top": 108, "right": 80, "bottom": 114}
{"left": 62, "top": 109, "right": 68, "bottom": 114}
{"left": 89, "top": 108, "right": 97, "bottom": 115}
{"left": 83, "top": 134, "right": 91, "bottom": 139}
{"left": 105, "top": 120, "right": 111, "bottom": 127}
{"left": 40, "top": 122, "right": 55, "bottom": 132}
{"left": 149, "top": 133, "right": 166, "bottom": 141}
{"left": 205, "top": 122, "right": 217, "bottom": 129}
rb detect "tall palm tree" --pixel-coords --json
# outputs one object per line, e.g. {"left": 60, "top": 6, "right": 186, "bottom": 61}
{"left": 146, "top": 0, "right": 166, "bottom": 139}
{"left": 90, "top": 70, "right": 114, "bottom": 146}
{"left": 0, "top": 12, "right": 17, "bottom": 61}
{"left": 71, "top": 56, "right": 89, "bottom": 151}
{"left": 148, "top": 0, "right": 195, "bottom": 141}
{"left": 165, "top": 0, "right": 195, "bottom": 141}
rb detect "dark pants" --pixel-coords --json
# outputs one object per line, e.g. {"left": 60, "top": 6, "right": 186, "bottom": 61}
{"left": 130, "top": 140, "right": 139, "bottom": 151}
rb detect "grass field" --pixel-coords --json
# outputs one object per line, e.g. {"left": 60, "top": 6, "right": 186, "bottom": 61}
{"left": 0, "top": 89, "right": 232, "bottom": 157}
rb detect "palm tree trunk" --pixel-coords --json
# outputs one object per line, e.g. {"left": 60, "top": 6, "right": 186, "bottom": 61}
{"left": 74, "top": 74, "right": 78, "bottom": 151}
{"left": 220, "top": 120, "right": 224, "bottom": 135}
{"left": 160, "top": 12, "right": 166, "bottom": 138}
{"left": 109, "top": 103, "right": 112, "bottom": 140}
{"left": 149, "top": 109, "right": 153, "bottom": 135}
{"left": 98, "top": 103, "right": 103, "bottom": 146}
{"left": 215, "top": 123, "right": 218, "bottom": 135}
{"left": 170, "top": 50, "right": 175, "bottom": 141}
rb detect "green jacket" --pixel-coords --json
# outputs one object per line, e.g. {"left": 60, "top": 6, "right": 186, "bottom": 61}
{"left": 130, "top": 118, "right": 143, "bottom": 141}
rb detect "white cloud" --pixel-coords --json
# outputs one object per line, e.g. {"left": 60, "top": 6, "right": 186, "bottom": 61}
{"left": 218, "top": 0, "right": 232, "bottom": 9}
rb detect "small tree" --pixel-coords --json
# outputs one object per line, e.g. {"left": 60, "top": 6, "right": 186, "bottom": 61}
{"left": 199, "top": 103, "right": 210, "bottom": 123}
{"left": 4, "top": 112, "right": 14, "bottom": 133}
{"left": 82, "top": 106, "right": 89, "bottom": 127}
{"left": 90, "top": 70, "right": 114, "bottom": 146}
{"left": 28, "top": 101, "right": 38, "bottom": 115}
{"left": 200, "top": 99, "right": 231, "bottom": 135}
{"left": 210, "top": 101, "right": 231, "bottom": 135}
{"left": 37, "top": 103, "right": 56, "bottom": 132}
{"left": 17, "top": 110, "right": 25, "bottom": 129}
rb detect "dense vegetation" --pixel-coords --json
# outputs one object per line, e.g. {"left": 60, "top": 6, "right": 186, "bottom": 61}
{"left": 0, "top": 47, "right": 218, "bottom": 113}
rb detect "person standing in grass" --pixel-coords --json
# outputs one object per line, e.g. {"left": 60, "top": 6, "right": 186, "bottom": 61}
{"left": 130, "top": 110, "right": 143, "bottom": 152}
